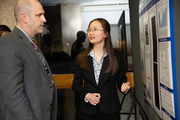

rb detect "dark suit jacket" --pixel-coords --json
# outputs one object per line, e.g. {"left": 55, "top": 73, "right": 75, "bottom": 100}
{"left": 72, "top": 49, "right": 127, "bottom": 115}
{"left": 0, "top": 27, "right": 57, "bottom": 120}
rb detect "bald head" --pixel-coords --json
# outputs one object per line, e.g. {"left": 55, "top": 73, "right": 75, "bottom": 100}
{"left": 14, "top": 0, "right": 40, "bottom": 22}
{"left": 14, "top": 0, "right": 46, "bottom": 38}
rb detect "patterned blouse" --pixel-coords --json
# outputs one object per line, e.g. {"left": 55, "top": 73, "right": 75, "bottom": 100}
{"left": 89, "top": 49, "right": 108, "bottom": 85}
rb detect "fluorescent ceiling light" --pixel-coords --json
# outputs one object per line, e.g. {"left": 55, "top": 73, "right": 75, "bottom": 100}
{"left": 82, "top": 3, "right": 129, "bottom": 11}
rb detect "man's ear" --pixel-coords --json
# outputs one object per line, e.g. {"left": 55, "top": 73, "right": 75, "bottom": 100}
{"left": 21, "top": 13, "right": 28, "bottom": 24}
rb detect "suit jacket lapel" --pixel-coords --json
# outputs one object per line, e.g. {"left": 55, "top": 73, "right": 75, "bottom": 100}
{"left": 87, "top": 56, "right": 98, "bottom": 87}
{"left": 98, "top": 56, "right": 109, "bottom": 88}
{"left": 14, "top": 27, "right": 50, "bottom": 80}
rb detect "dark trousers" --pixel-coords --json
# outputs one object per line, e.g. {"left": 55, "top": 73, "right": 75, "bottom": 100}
{"left": 75, "top": 94, "right": 80, "bottom": 120}
{"left": 80, "top": 107, "right": 120, "bottom": 120}
{"left": 57, "top": 89, "right": 65, "bottom": 120}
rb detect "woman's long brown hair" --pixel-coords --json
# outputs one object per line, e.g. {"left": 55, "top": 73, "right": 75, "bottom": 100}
{"left": 76, "top": 18, "right": 118, "bottom": 75}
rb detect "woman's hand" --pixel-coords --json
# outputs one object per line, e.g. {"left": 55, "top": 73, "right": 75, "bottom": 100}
{"left": 121, "top": 82, "right": 130, "bottom": 93}
{"left": 86, "top": 93, "right": 101, "bottom": 106}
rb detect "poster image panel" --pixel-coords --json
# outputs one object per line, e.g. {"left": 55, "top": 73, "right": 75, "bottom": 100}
{"left": 143, "top": 11, "right": 153, "bottom": 104}
{"left": 159, "top": 40, "right": 175, "bottom": 120}
{"left": 139, "top": 0, "right": 152, "bottom": 12}
{"left": 149, "top": 4, "right": 162, "bottom": 117}
{"left": 157, "top": 0, "right": 170, "bottom": 39}
{"left": 159, "top": 41, "right": 173, "bottom": 89}
{"left": 161, "top": 86, "right": 175, "bottom": 120}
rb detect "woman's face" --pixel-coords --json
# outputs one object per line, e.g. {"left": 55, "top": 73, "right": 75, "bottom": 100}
{"left": 87, "top": 20, "right": 107, "bottom": 46}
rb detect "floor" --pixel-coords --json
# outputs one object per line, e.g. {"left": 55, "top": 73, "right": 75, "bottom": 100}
{"left": 56, "top": 88, "right": 143, "bottom": 120}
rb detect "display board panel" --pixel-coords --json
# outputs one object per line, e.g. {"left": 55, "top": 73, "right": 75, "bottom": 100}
{"left": 139, "top": 0, "right": 179, "bottom": 119}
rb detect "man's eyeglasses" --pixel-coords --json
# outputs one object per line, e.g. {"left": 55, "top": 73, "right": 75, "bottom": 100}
{"left": 87, "top": 28, "right": 103, "bottom": 33}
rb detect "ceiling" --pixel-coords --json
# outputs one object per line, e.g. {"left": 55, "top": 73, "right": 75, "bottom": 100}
{"left": 39, "top": 0, "right": 129, "bottom": 6}
{"left": 39, "top": 0, "right": 130, "bottom": 24}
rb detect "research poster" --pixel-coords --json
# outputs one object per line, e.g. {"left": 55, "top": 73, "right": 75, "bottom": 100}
{"left": 157, "top": 0, "right": 170, "bottom": 39}
{"left": 139, "top": 0, "right": 178, "bottom": 119}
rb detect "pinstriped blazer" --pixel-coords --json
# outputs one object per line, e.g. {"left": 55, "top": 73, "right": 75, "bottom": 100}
{"left": 0, "top": 26, "right": 57, "bottom": 120}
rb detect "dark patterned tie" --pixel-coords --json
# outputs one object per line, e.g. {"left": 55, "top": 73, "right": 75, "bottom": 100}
{"left": 31, "top": 40, "right": 39, "bottom": 53}
{"left": 31, "top": 40, "right": 55, "bottom": 102}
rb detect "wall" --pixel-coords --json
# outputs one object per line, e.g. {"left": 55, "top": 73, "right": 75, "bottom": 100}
{"left": 61, "top": 3, "right": 82, "bottom": 55}
{"left": 0, "top": 0, "right": 17, "bottom": 30}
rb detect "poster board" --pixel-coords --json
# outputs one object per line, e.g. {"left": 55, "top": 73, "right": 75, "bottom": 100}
{"left": 139, "top": 0, "right": 179, "bottom": 119}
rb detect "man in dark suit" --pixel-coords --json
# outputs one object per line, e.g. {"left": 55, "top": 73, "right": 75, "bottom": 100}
{"left": 0, "top": 0, "right": 57, "bottom": 120}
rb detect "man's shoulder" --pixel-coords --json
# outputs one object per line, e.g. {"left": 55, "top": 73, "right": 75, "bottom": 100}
{"left": 0, "top": 32, "right": 17, "bottom": 42}
{"left": 0, "top": 28, "right": 23, "bottom": 47}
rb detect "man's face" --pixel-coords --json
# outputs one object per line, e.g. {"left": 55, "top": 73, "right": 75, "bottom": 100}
{"left": 27, "top": 2, "right": 46, "bottom": 36}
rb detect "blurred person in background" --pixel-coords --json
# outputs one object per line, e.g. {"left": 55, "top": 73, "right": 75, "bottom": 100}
{"left": 0, "top": 25, "right": 11, "bottom": 37}
{"left": 71, "top": 31, "right": 86, "bottom": 62}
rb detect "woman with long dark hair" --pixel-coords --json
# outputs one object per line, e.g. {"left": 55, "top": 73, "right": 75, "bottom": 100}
{"left": 72, "top": 18, "right": 130, "bottom": 120}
